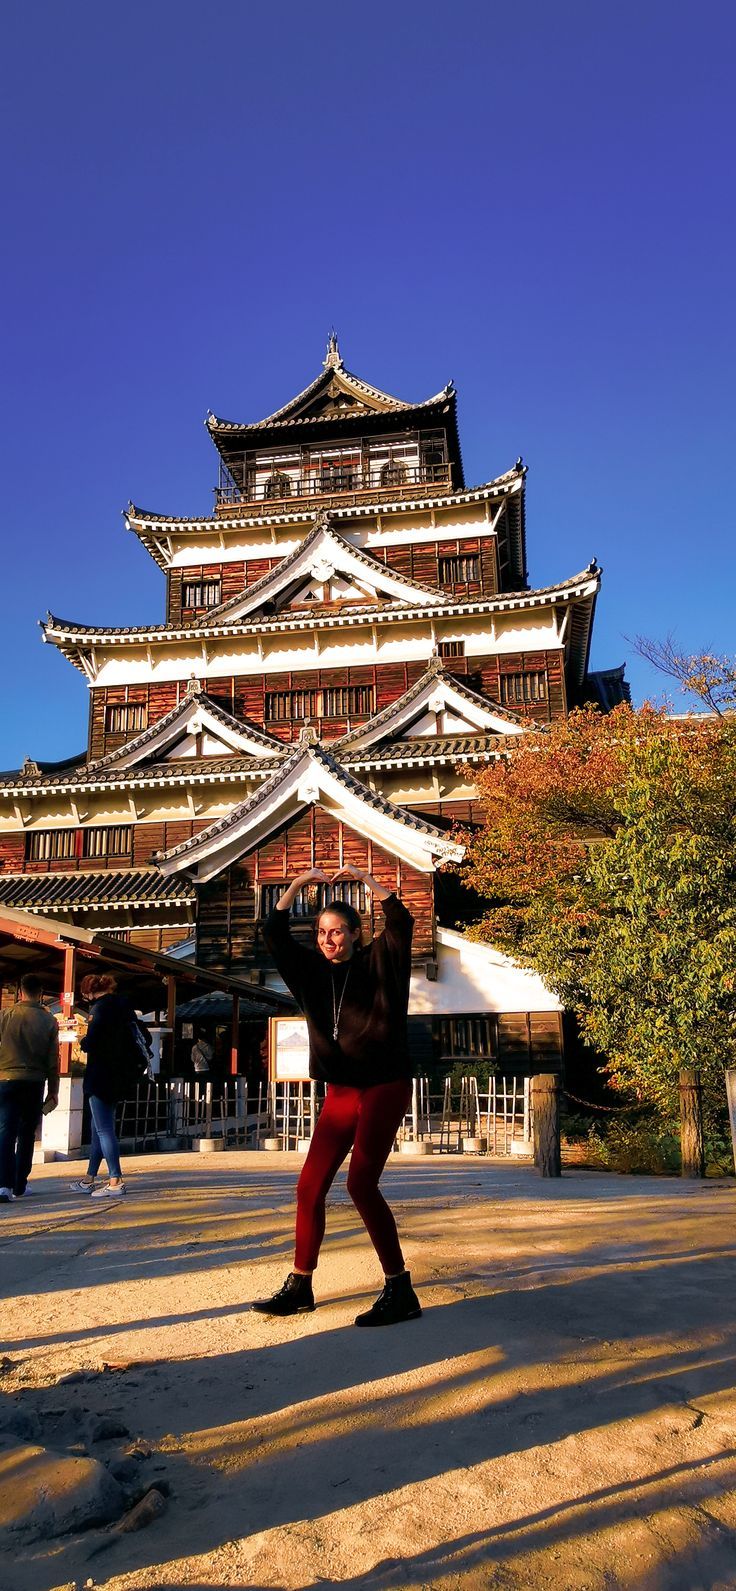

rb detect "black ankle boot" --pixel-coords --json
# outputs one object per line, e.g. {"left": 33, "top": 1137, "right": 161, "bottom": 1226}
{"left": 253, "top": 1272, "right": 316, "bottom": 1317}
{"left": 354, "top": 1270, "right": 421, "bottom": 1328}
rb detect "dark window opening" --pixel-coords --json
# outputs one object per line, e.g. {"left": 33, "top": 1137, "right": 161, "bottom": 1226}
{"left": 320, "top": 461, "right": 356, "bottom": 492}
{"left": 438, "top": 640, "right": 465, "bottom": 659}
{"left": 264, "top": 472, "right": 292, "bottom": 500}
{"left": 380, "top": 460, "right": 407, "bottom": 488}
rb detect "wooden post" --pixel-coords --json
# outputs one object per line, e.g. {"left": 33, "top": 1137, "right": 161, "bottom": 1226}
{"left": 59, "top": 945, "right": 76, "bottom": 1077}
{"left": 230, "top": 992, "right": 240, "bottom": 1076}
{"left": 679, "top": 1068, "right": 705, "bottom": 1178}
{"left": 166, "top": 975, "right": 176, "bottom": 1071}
{"left": 531, "top": 1073, "right": 561, "bottom": 1178}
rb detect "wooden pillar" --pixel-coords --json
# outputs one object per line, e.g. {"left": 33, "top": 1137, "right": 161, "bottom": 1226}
{"left": 230, "top": 993, "right": 240, "bottom": 1077}
{"left": 679, "top": 1068, "right": 705, "bottom": 1179}
{"left": 166, "top": 975, "right": 176, "bottom": 1071}
{"left": 531, "top": 1073, "right": 561, "bottom": 1178}
{"left": 59, "top": 945, "right": 76, "bottom": 1077}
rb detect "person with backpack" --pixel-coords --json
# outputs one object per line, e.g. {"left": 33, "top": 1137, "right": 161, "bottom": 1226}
{"left": 0, "top": 972, "right": 59, "bottom": 1201}
{"left": 69, "top": 973, "right": 151, "bottom": 1200}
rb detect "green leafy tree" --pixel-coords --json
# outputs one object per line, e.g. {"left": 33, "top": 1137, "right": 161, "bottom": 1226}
{"left": 456, "top": 698, "right": 736, "bottom": 1125}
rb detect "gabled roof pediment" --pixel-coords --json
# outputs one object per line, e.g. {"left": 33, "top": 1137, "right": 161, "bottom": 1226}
{"left": 157, "top": 735, "right": 464, "bottom": 882}
{"left": 330, "top": 660, "right": 529, "bottom": 754}
{"left": 206, "top": 335, "right": 454, "bottom": 436}
{"left": 193, "top": 514, "right": 447, "bottom": 627}
{"left": 86, "top": 689, "right": 286, "bottom": 775}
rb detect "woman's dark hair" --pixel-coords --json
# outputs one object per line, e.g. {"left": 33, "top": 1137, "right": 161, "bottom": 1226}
{"left": 316, "top": 900, "right": 363, "bottom": 944}
{"left": 80, "top": 973, "right": 118, "bottom": 1000}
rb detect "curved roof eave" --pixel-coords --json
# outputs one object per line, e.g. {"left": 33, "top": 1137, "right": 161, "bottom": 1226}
{"left": 123, "top": 466, "right": 525, "bottom": 551}
{"left": 41, "top": 560, "right": 600, "bottom": 648}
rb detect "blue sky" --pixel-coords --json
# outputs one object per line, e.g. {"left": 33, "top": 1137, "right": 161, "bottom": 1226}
{"left": 1, "top": 0, "right": 733, "bottom": 766}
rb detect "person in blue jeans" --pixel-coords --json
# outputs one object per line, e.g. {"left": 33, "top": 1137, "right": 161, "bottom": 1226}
{"left": 69, "top": 973, "right": 147, "bottom": 1200}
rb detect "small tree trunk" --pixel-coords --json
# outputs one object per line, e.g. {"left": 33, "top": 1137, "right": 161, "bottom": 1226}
{"left": 532, "top": 1073, "right": 561, "bottom": 1178}
{"left": 679, "top": 1068, "right": 705, "bottom": 1179}
{"left": 725, "top": 1069, "right": 736, "bottom": 1177}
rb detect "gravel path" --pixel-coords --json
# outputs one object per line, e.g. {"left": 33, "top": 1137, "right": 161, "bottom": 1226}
{"left": 1, "top": 1153, "right": 735, "bottom": 1590}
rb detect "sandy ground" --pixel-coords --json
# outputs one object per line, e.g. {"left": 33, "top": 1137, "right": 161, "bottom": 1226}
{"left": 1, "top": 1151, "right": 736, "bottom": 1591}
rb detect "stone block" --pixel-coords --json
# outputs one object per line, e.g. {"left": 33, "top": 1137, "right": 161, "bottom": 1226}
{"left": 0, "top": 1440, "right": 124, "bottom": 1541}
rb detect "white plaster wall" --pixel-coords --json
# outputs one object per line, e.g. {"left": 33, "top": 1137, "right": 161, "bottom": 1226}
{"left": 162, "top": 501, "right": 504, "bottom": 569}
{"left": 409, "top": 928, "right": 561, "bottom": 1017}
{"left": 82, "top": 610, "right": 563, "bottom": 689}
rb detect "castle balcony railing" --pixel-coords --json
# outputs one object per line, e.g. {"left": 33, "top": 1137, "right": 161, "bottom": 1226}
{"left": 214, "top": 461, "right": 454, "bottom": 517}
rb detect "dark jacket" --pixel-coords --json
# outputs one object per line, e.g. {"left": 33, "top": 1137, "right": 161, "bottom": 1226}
{"left": 80, "top": 993, "right": 147, "bottom": 1104}
{"left": 0, "top": 1001, "right": 59, "bottom": 1092}
{"left": 263, "top": 893, "right": 414, "bottom": 1087}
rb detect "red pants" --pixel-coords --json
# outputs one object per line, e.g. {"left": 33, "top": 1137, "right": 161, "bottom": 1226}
{"left": 295, "top": 1079, "right": 411, "bottom": 1275}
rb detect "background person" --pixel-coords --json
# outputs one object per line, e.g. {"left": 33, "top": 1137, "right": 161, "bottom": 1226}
{"left": 191, "top": 1030, "right": 213, "bottom": 1075}
{"left": 257, "top": 863, "right": 421, "bottom": 1328}
{"left": 0, "top": 972, "right": 59, "bottom": 1201}
{"left": 69, "top": 973, "right": 149, "bottom": 1199}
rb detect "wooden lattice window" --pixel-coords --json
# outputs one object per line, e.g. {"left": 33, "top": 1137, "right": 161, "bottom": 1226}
{"left": 438, "top": 554, "right": 480, "bottom": 584}
{"left": 26, "top": 825, "right": 133, "bottom": 862}
{"left": 499, "top": 671, "right": 547, "bottom": 706}
{"left": 260, "top": 881, "right": 367, "bottom": 918}
{"left": 182, "top": 579, "right": 221, "bottom": 609}
{"left": 82, "top": 826, "right": 132, "bottom": 859}
{"left": 323, "top": 686, "right": 375, "bottom": 717}
{"left": 264, "top": 687, "right": 375, "bottom": 722}
{"left": 105, "top": 703, "right": 147, "bottom": 734}
{"left": 26, "top": 829, "right": 78, "bottom": 862}
{"left": 438, "top": 640, "right": 465, "bottom": 659}
{"left": 438, "top": 1015, "right": 495, "bottom": 1061}
{"left": 264, "top": 689, "right": 320, "bottom": 723}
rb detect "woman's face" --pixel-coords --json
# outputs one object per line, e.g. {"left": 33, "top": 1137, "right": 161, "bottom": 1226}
{"left": 317, "top": 911, "right": 360, "bottom": 963}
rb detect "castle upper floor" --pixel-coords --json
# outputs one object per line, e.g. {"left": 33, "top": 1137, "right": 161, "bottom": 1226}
{"left": 206, "top": 335, "right": 463, "bottom": 514}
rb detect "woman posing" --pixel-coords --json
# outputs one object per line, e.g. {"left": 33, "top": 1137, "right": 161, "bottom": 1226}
{"left": 69, "top": 973, "right": 148, "bottom": 1199}
{"left": 256, "top": 863, "right": 421, "bottom": 1328}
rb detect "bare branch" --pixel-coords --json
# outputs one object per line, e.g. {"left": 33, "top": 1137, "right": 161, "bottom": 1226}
{"left": 629, "top": 635, "right": 736, "bottom": 716}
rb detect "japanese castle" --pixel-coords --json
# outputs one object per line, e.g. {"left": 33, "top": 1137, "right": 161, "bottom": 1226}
{"left": 0, "top": 337, "right": 626, "bottom": 1069}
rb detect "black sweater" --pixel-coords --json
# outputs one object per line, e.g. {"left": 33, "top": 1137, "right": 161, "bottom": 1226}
{"left": 263, "top": 893, "right": 414, "bottom": 1087}
{"left": 80, "top": 993, "right": 142, "bottom": 1104}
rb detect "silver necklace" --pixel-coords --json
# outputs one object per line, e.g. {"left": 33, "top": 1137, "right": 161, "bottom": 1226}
{"left": 331, "top": 962, "right": 352, "bottom": 1042}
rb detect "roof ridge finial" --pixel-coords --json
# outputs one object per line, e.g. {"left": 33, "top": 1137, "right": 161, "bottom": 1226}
{"left": 324, "top": 330, "right": 342, "bottom": 370}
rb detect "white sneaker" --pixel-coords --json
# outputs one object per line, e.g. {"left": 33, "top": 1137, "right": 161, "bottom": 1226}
{"left": 90, "top": 1182, "right": 126, "bottom": 1199}
{"left": 0, "top": 1187, "right": 14, "bottom": 1203}
{"left": 68, "top": 1180, "right": 96, "bottom": 1194}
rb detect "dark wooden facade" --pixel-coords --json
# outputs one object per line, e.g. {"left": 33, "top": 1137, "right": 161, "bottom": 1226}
{"left": 87, "top": 651, "right": 566, "bottom": 759}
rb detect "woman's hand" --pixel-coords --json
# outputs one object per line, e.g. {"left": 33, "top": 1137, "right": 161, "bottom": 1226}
{"left": 275, "top": 869, "right": 330, "bottom": 911}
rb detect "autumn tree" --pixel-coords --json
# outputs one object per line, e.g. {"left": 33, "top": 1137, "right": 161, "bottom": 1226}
{"left": 457, "top": 702, "right": 736, "bottom": 1124}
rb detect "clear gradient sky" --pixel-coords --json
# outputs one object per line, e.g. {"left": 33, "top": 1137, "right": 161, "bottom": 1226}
{"left": 1, "top": 1, "right": 734, "bottom": 768}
